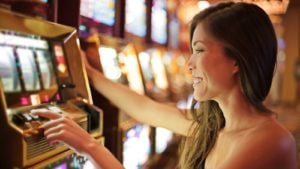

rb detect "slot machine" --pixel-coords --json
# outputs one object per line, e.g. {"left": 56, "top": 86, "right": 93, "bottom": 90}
{"left": 0, "top": 8, "right": 103, "bottom": 168}
{"left": 137, "top": 46, "right": 170, "bottom": 102}
{"left": 124, "top": 0, "right": 174, "bottom": 159}
{"left": 82, "top": 34, "right": 153, "bottom": 169}
{"left": 79, "top": 0, "right": 154, "bottom": 168}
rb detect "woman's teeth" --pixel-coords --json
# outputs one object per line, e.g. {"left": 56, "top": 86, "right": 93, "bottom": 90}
{"left": 193, "top": 78, "right": 203, "bottom": 85}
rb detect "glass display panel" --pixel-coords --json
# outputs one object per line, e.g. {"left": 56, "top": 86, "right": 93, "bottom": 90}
{"left": 80, "top": 0, "right": 93, "bottom": 18}
{"left": 80, "top": 0, "right": 116, "bottom": 26}
{"left": 92, "top": 0, "right": 116, "bottom": 26}
{"left": 150, "top": 50, "right": 168, "bottom": 90}
{"left": 123, "top": 125, "right": 151, "bottom": 169}
{"left": 125, "top": 0, "right": 147, "bottom": 37}
{"left": 155, "top": 127, "right": 173, "bottom": 154}
{"left": 0, "top": 31, "right": 60, "bottom": 107}
{"left": 17, "top": 48, "right": 41, "bottom": 91}
{"left": 120, "top": 45, "right": 145, "bottom": 94}
{"left": 36, "top": 50, "right": 56, "bottom": 89}
{"left": 99, "top": 46, "right": 122, "bottom": 81}
{"left": 151, "top": 0, "right": 167, "bottom": 44}
{"left": 0, "top": 46, "right": 21, "bottom": 92}
{"left": 138, "top": 52, "right": 155, "bottom": 91}
{"left": 169, "top": 16, "right": 180, "bottom": 48}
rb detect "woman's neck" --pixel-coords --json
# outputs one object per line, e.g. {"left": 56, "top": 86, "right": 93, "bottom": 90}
{"left": 215, "top": 87, "right": 272, "bottom": 133}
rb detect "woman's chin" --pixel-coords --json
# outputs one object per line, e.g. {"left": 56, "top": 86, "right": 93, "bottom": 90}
{"left": 193, "top": 91, "right": 212, "bottom": 102}
{"left": 193, "top": 94, "right": 206, "bottom": 102}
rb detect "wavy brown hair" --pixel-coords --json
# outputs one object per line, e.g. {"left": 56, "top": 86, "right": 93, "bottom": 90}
{"left": 178, "top": 2, "right": 277, "bottom": 169}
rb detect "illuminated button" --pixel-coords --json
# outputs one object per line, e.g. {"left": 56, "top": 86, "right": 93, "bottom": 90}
{"left": 47, "top": 106, "right": 62, "bottom": 114}
{"left": 20, "top": 96, "right": 30, "bottom": 105}
{"left": 43, "top": 95, "right": 50, "bottom": 102}
{"left": 29, "top": 114, "right": 39, "bottom": 120}
{"left": 23, "top": 113, "right": 32, "bottom": 121}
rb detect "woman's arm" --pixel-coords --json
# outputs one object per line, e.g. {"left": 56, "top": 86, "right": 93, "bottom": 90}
{"left": 82, "top": 53, "right": 192, "bottom": 136}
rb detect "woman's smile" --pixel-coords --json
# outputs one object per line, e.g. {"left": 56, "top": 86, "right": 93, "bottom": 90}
{"left": 192, "top": 76, "right": 203, "bottom": 88}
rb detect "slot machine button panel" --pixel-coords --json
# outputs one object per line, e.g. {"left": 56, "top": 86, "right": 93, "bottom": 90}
{"left": 12, "top": 113, "right": 27, "bottom": 125}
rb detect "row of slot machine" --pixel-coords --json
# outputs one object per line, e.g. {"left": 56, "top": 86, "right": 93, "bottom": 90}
{"left": 78, "top": 0, "right": 192, "bottom": 168}
{"left": 81, "top": 33, "right": 192, "bottom": 169}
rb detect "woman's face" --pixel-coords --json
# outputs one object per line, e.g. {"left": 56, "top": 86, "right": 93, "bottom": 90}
{"left": 188, "top": 23, "right": 238, "bottom": 102}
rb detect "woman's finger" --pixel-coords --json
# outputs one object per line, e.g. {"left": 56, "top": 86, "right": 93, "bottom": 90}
{"left": 41, "top": 117, "right": 68, "bottom": 130}
{"left": 44, "top": 123, "right": 65, "bottom": 136}
{"left": 46, "top": 130, "right": 66, "bottom": 144}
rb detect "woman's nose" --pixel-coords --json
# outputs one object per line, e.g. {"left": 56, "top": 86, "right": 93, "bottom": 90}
{"left": 187, "top": 57, "right": 194, "bottom": 71}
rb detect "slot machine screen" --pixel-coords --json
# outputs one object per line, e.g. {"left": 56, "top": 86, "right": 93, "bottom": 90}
{"left": 98, "top": 46, "right": 122, "bottom": 82}
{"left": 120, "top": 45, "right": 145, "bottom": 94}
{"left": 99, "top": 43, "right": 145, "bottom": 95}
{"left": 0, "top": 46, "right": 21, "bottom": 92}
{"left": 125, "top": 0, "right": 147, "bottom": 37}
{"left": 123, "top": 124, "right": 151, "bottom": 169}
{"left": 151, "top": 0, "right": 167, "bottom": 44}
{"left": 138, "top": 52, "right": 155, "bottom": 92}
{"left": 36, "top": 50, "right": 56, "bottom": 89}
{"left": 0, "top": 31, "right": 59, "bottom": 107}
{"left": 80, "top": 0, "right": 116, "bottom": 36}
{"left": 168, "top": 16, "right": 180, "bottom": 48}
{"left": 150, "top": 50, "right": 168, "bottom": 90}
{"left": 139, "top": 49, "right": 168, "bottom": 92}
{"left": 155, "top": 127, "right": 173, "bottom": 154}
{"left": 17, "top": 48, "right": 41, "bottom": 91}
{"left": 80, "top": 0, "right": 116, "bottom": 26}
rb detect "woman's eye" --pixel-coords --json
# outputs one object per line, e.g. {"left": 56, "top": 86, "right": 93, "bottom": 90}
{"left": 194, "top": 49, "right": 204, "bottom": 53}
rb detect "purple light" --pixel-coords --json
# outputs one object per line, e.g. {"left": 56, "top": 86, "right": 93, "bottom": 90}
{"left": 54, "top": 163, "right": 67, "bottom": 169}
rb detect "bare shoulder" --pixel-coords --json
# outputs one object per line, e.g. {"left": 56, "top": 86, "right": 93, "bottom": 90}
{"left": 261, "top": 119, "right": 296, "bottom": 147}
{"left": 223, "top": 119, "right": 297, "bottom": 169}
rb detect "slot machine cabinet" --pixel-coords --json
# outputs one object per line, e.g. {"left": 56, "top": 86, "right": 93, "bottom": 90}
{"left": 163, "top": 50, "right": 192, "bottom": 103}
{"left": 0, "top": 9, "right": 103, "bottom": 168}
{"left": 136, "top": 44, "right": 171, "bottom": 102}
{"left": 123, "top": 0, "right": 170, "bottom": 102}
{"left": 136, "top": 45, "right": 176, "bottom": 161}
{"left": 82, "top": 34, "right": 154, "bottom": 168}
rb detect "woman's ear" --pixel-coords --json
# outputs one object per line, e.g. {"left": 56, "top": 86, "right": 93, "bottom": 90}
{"left": 232, "top": 61, "right": 239, "bottom": 74}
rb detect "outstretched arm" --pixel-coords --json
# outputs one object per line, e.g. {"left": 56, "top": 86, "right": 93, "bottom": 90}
{"left": 82, "top": 52, "right": 192, "bottom": 136}
{"left": 31, "top": 111, "right": 124, "bottom": 169}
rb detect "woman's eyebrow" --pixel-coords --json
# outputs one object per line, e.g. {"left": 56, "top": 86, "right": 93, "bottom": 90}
{"left": 192, "top": 40, "right": 205, "bottom": 47}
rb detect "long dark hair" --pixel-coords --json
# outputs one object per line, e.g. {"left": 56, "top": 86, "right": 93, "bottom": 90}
{"left": 178, "top": 2, "right": 277, "bottom": 169}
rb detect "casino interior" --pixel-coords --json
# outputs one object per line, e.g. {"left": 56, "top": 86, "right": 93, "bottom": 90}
{"left": 0, "top": 0, "right": 300, "bottom": 168}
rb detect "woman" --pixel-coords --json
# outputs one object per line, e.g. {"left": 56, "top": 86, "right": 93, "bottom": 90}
{"left": 32, "top": 2, "right": 297, "bottom": 169}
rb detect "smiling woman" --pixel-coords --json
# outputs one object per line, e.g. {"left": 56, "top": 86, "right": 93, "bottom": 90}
{"left": 33, "top": 1, "right": 297, "bottom": 169}
{"left": 189, "top": 23, "right": 238, "bottom": 102}
{"left": 179, "top": 2, "right": 297, "bottom": 169}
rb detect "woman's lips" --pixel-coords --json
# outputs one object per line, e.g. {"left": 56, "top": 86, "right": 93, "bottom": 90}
{"left": 192, "top": 77, "right": 203, "bottom": 85}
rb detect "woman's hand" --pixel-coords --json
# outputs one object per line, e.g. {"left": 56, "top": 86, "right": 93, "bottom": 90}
{"left": 31, "top": 111, "right": 95, "bottom": 155}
